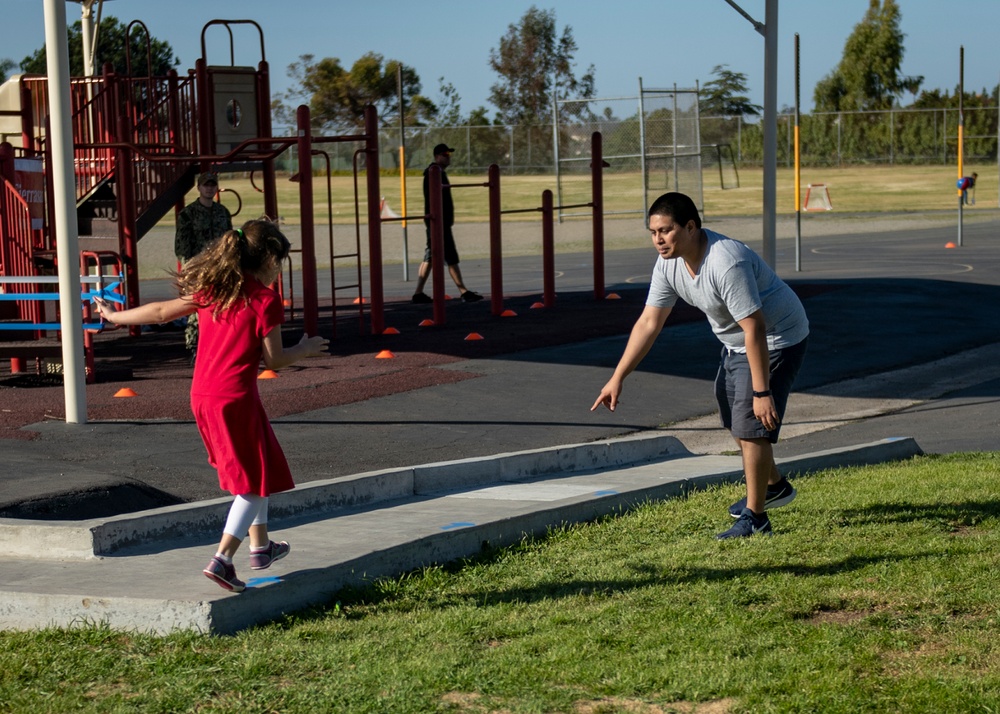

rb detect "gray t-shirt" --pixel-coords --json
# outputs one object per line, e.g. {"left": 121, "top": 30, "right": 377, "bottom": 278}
{"left": 646, "top": 228, "right": 809, "bottom": 352}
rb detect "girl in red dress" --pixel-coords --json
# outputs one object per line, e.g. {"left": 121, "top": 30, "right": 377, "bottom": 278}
{"left": 96, "top": 219, "right": 328, "bottom": 592}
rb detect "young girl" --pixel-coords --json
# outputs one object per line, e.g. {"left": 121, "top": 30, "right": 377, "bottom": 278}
{"left": 95, "top": 219, "right": 328, "bottom": 592}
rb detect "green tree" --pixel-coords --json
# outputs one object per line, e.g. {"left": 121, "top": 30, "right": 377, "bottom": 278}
{"left": 274, "top": 53, "right": 433, "bottom": 132}
{"left": 0, "top": 58, "right": 15, "bottom": 83}
{"left": 813, "top": 0, "right": 922, "bottom": 111}
{"left": 488, "top": 5, "right": 595, "bottom": 125}
{"left": 700, "top": 64, "right": 761, "bottom": 117}
{"left": 20, "top": 16, "right": 178, "bottom": 76}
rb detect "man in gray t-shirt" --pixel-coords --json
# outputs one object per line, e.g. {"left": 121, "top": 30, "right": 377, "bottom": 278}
{"left": 592, "top": 192, "right": 809, "bottom": 540}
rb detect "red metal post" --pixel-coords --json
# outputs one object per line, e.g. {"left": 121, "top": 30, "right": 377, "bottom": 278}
{"left": 427, "top": 163, "right": 446, "bottom": 326}
{"left": 258, "top": 60, "right": 279, "bottom": 223}
{"left": 363, "top": 105, "right": 385, "bottom": 335}
{"left": 487, "top": 164, "right": 503, "bottom": 316}
{"left": 296, "top": 106, "right": 319, "bottom": 336}
{"left": 115, "top": 115, "right": 141, "bottom": 337}
{"left": 194, "top": 58, "right": 210, "bottom": 156}
{"left": 591, "top": 131, "right": 605, "bottom": 300}
{"left": 542, "top": 189, "right": 555, "bottom": 308}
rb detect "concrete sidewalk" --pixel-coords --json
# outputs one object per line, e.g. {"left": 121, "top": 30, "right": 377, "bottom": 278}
{"left": 0, "top": 433, "right": 921, "bottom": 635}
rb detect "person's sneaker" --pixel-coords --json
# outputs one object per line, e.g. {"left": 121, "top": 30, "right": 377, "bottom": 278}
{"left": 411, "top": 292, "right": 433, "bottom": 304}
{"left": 202, "top": 556, "right": 246, "bottom": 592}
{"left": 461, "top": 290, "right": 484, "bottom": 302}
{"left": 728, "top": 477, "right": 796, "bottom": 518}
{"left": 249, "top": 540, "right": 290, "bottom": 570}
{"left": 717, "top": 508, "right": 773, "bottom": 540}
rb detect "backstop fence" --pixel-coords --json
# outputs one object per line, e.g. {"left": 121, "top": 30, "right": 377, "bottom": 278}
{"left": 272, "top": 103, "right": 1000, "bottom": 213}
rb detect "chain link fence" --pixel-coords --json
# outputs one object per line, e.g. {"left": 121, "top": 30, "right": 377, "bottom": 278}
{"left": 271, "top": 104, "right": 999, "bottom": 212}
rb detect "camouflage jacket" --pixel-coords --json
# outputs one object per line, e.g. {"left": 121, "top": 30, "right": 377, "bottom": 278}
{"left": 174, "top": 200, "right": 233, "bottom": 261}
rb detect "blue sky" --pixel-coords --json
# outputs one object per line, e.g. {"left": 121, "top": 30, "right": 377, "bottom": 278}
{"left": 6, "top": 1, "right": 1000, "bottom": 116}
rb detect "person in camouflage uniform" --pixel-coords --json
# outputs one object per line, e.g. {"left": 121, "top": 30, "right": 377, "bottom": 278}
{"left": 175, "top": 172, "right": 233, "bottom": 356}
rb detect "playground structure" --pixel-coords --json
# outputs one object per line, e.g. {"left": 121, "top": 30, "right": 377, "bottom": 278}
{"left": 0, "top": 16, "right": 614, "bottom": 394}
{"left": 0, "top": 19, "right": 388, "bottom": 378}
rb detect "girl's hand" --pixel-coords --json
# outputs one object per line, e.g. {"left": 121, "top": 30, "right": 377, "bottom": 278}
{"left": 93, "top": 297, "right": 117, "bottom": 324}
{"left": 299, "top": 333, "right": 329, "bottom": 357}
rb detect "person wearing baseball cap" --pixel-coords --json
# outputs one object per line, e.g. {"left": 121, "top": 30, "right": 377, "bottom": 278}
{"left": 175, "top": 170, "right": 233, "bottom": 361}
{"left": 411, "top": 144, "right": 483, "bottom": 304}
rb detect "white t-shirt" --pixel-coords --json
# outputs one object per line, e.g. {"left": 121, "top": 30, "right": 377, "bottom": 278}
{"left": 645, "top": 228, "right": 809, "bottom": 352}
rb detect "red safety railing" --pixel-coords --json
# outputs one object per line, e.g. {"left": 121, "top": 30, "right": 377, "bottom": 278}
{"left": 0, "top": 176, "right": 43, "bottom": 326}
{"left": 22, "top": 70, "right": 199, "bottom": 219}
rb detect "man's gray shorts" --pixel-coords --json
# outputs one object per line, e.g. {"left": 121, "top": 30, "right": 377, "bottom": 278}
{"left": 715, "top": 338, "right": 808, "bottom": 443}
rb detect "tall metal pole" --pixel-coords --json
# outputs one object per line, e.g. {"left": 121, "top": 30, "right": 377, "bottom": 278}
{"left": 397, "top": 63, "right": 409, "bottom": 281}
{"left": 957, "top": 46, "right": 964, "bottom": 248}
{"left": 761, "top": 0, "right": 779, "bottom": 268}
{"left": 44, "top": 0, "right": 87, "bottom": 423}
{"left": 794, "top": 32, "right": 802, "bottom": 272}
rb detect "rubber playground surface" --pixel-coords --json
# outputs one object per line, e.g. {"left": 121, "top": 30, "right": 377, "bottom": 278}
{"left": 0, "top": 285, "right": 676, "bottom": 438}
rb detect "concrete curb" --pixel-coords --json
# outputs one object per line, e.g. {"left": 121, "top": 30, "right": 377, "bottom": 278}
{"left": 0, "top": 432, "right": 690, "bottom": 559}
{"left": 0, "top": 437, "right": 922, "bottom": 634}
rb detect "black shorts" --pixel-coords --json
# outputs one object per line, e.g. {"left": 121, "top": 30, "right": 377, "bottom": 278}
{"left": 715, "top": 338, "right": 808, "bottom": 443}
{"left": 423, "top": 226, "right": 460, "bottom": 266}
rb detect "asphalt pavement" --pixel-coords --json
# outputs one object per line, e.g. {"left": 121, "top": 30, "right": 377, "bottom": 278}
{"left": 0, "top": 212, "right": 998, "bottom": 633}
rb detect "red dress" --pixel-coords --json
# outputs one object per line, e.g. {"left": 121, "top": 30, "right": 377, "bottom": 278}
{"left": 189, "top": 277, "right": 294, "bottom": 496}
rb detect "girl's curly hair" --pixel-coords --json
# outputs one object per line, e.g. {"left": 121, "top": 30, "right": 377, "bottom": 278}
{"left": 176, "top": 218, "right": 290, "bottom": 317}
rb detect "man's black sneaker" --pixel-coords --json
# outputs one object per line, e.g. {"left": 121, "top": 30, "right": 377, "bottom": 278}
{"left": 411, "top": 292, "right": 433, "bottom": 304}
{"left": 728, "top": 477, "right": 796, "bottom": 518}
{"left": 461, "top": 290, "right": 484, "bottom": 302}
{"left": 716, "top": 508, "right": 773, "bottom": 540}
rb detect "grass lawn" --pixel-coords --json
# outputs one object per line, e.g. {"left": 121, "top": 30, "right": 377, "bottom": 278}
{"left": 164, "top": 164, "right": 998, "bottom": 230}
{"left": 3, "top": 453, "right": 999, "bottom": 713}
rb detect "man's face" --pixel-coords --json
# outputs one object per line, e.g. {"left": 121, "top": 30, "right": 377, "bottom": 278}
{"left": 648, "top": 213, "right": 696, "bottom": 260}
{"left": 436, "top": 151, "right": 452, "bottom": 167}
{"left": 199, "top": 181, "right": 219, "bottom": 199}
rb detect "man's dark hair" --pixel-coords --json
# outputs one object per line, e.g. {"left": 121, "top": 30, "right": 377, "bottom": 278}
{"left": 647, "top": 192, "right": 701, "bottom": 229}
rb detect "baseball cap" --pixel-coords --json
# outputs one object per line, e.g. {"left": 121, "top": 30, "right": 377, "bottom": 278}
{"left": 197, "top": 171, "right": 219, "bottom": 186}
{"left": 432, "top": 143, "right": 455, "bottom": 156}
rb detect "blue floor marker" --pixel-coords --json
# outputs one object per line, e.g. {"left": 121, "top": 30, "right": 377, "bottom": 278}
{"left": 441, "top": 521, "right": 476, "bottom": 531}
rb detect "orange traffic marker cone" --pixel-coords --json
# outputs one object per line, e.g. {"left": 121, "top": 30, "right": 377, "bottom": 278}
{"left": 419, "top": 319, "right": 435, "bottom": 327}
{"left": 530, "top": 301, "right": 545, "bottom": 309}
{"left": 282, "top": 299, "right": 291, "bottom": 307}
{"left": 376, "top": 349, "right": 395, "bottom": 359}
{"left": 945, "top": 242, "right": 957, "bottom": 249}
{"left": 114, "top": 387, "right": 137, "bottom": 398}
{"left": 606, "top": 293, "right": 621, "bottom": 300}
{"left": 382, "top": 326, "right": 400, "bottom": 335}
{"left": 500, "top": 309, "right": 517, "bottom": 317}
{"left": 353, "top": 296, "right": 368, "bottom": 304}
{"left": 465, "top": 332, "right": 484, "bottom": 341}
{"left": 258, "top": 370, "right": 279, "bottom": 379}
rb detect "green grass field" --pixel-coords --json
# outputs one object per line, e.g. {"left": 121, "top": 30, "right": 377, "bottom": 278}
{"left": 3, "top": 454, "right": 999, "bottom": 713}
{"left": 166, "top": 164, "right": 997, "bottom": 229}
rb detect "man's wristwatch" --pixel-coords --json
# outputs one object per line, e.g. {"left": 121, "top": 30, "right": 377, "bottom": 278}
{"left": 752, "top": 389, "right": 772, "bottom": 398}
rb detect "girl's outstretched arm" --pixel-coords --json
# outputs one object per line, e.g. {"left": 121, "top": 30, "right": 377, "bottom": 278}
{"left": 94, "top": 297, "right": 196, "bottom": 326}
{"left": 262, "top": 328, "right": 329, "bottom": 370}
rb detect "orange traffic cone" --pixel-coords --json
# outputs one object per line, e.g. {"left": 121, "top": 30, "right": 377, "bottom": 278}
{"left": 606, "top": 293, "right": 621, "bottom": 300}
{"left": 382, "top": 327, "right": 400, "bottom": 335}
{"left": 530, "top": 302, "right": 545, "bottom": 309}
{"left": 945, "top": 242, "right": 957, "bottom": 249}
{"left": 114, "top": 387, "right": 137, "bottom": 398}
{"left": 500, "top": 309, "right": 517, "bottom": 317}
{"left": 376, "top": 350, "right": 395, "bottom": 359}
{"left": 464, "top": 332, "right": 484, "bottom": 341}
{"left": 258, "top": 370, "right": 279, "bottom": 379}
{"left": 419, "top": 319, "right": 435, "bottom": 327}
